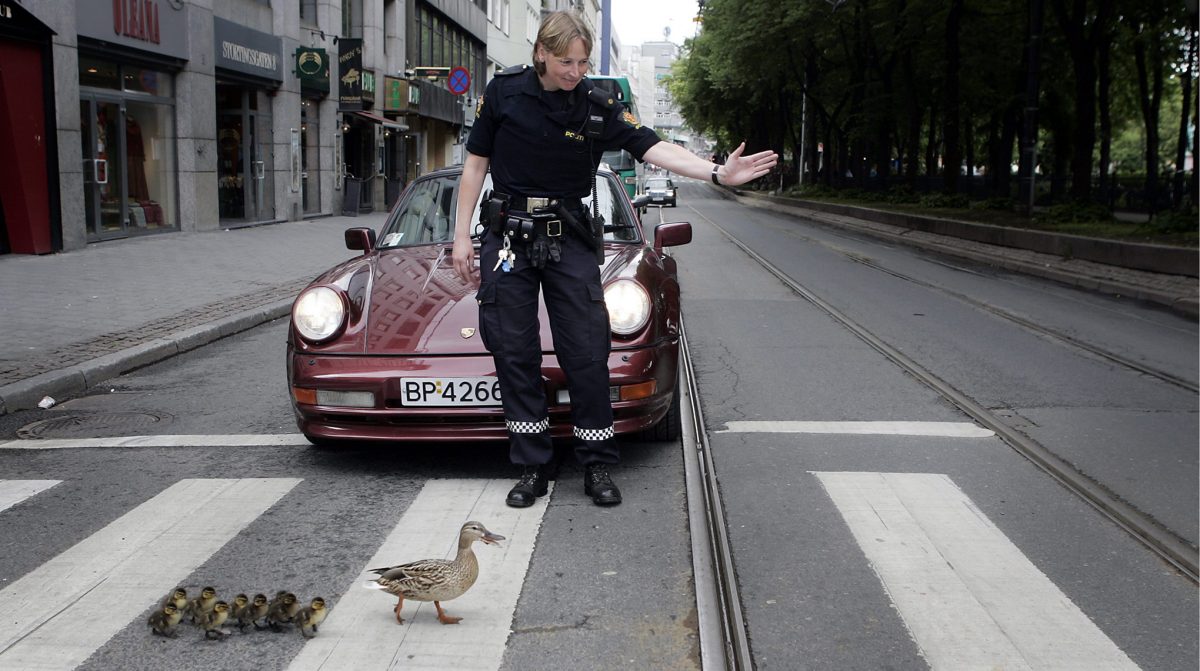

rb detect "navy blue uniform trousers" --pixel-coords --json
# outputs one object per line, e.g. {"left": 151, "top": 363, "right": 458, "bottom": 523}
{"left": 476, "top": 226, "right": 619, "bottom": 467}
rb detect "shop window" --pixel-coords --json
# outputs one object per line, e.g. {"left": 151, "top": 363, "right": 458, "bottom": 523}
{"left": 79, "top": 57, "right": 120, "bottom": 90}
{"left": 124, "top": 100, "right": 178, "bottom": 230}
{"left": 122, "top": 66, "right": 172, "bottom": 97}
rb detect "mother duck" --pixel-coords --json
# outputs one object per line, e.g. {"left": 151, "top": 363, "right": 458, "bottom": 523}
{"left": 365, "top": 520, "right": 505, "bottom": 624}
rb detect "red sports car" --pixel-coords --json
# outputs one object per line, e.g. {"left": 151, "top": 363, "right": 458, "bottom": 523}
{"left": 287, "top": 165, "right": 692, "bottom": 445}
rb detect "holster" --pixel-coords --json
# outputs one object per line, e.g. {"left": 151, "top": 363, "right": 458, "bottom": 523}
{"left": 551, "top": 202, "right": 604, "bottom": 264}
{"left": 482, "top": 191, "right": 510, "bottom": 236}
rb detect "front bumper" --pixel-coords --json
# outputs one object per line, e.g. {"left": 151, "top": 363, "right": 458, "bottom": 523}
{"left": 288, "top": 342, "right": 679, "bottom": 444}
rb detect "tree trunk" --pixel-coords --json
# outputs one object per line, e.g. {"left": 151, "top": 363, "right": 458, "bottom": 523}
{"left": 926, "top": 103, "right": 939, "bottom": 180}
{"left": 942, "top": 0, "right": 964, "bottom": 193}
{"left": 1134, "top": 25, "right": 1165, "bottom": 215}
{"left": 1097, "top": 22, "right": 1114, "bottom": 206}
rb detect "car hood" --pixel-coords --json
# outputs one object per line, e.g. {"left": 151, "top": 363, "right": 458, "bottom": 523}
{"left": 341, "top": 244, "right": 641, "bottom": 356}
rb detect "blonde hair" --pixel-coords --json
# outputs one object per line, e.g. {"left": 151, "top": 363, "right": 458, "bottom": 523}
{"left": 532, "top": 11, "right": 592, "bottom": 75}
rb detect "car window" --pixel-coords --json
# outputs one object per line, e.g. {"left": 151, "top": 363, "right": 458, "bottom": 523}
{"left": 378, "top": 176, "right": 467, "bottom": 248}
{"left": 646, "top": 178, "right": 672, "bottom": 189}
{"left": 376, "top": 171, "right": 639, "bottom": 248}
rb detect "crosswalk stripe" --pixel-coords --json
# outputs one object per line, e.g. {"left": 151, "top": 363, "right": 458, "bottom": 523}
{"left": 0, "top": 434, "right": 311, "bottom": 449}
{"left": 718, "top": 421, "right": 994, "bottom": 437}
{"left": 0, "top": 478, "right": 301, "bottom": 669}
{"left": 0, "top": 480, "right": 60, "bottom": 513}
{"left": 813, "top": 472, "right": 1139, "bottom": 670}
{"left": 287, "top": 478, "right": 551, "bottom": 671}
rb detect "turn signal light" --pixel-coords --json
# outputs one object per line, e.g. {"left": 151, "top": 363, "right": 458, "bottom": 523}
{"left": 618, "top": 380, "right": 656, "bottom": 401}
{"left": 293, "top": 387, "right": 317, "bottom": 405}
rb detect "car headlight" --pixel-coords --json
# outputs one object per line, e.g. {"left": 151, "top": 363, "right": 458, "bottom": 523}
{"left": 604, "top": 280, "right": 650, "bottom": 335}
{"left": 293, "top": 286, "right": 347, "bottom": 342}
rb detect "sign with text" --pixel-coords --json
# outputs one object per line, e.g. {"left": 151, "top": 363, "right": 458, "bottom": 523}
{"left": 213, "top": 17, "right": 282, "bottom": 82}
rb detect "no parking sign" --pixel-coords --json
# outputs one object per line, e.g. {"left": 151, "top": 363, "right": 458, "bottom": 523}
{"left": 447, "top": 66, "right": 470, "bottom": 95}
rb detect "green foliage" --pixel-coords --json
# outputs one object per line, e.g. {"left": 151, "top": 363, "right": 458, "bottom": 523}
{"left": 1040, "top": 201, "right": 1115, "bottom": 225}
{"left": 1151, "top": 208, "right": 1199, "bottom": 234}
{"left": 918, "top": 193, "right": 971, "bottom": 209}
{"left": 970, "top": 197, "right": 1015, "bottom": 211}
{"left": 881, "top": 186, "right": 922, "bottom": 204}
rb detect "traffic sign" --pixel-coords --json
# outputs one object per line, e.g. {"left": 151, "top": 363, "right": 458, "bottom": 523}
{"left": 447, "top": 66, "right": 470, "bottom": 95}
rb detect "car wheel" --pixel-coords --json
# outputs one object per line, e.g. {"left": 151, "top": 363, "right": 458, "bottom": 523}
{"left": 636, "top": 388, "right": 681, "bottom": 442}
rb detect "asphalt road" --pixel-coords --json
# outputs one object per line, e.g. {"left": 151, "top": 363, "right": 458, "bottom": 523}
{"left": 0, "top": 180, "right": 1195, "bottom": 670}
{"left": 661, "top": 178, "right": 1197, "bottom": 670}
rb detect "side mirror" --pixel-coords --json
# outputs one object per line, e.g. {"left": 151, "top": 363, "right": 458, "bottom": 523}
{"left": 630, "top": 194, "right": 651, "bottom": 209}
{"left": 653, "top": 222, "right": 691, "bottom": 251}
{"left": 344, "top": 227, "right": 376, "bottom": 253}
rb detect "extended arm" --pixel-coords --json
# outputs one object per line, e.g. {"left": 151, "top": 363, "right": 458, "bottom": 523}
{"left": 452, "top": 152, "right": 490, "bottom": 283}
{"left": 641, "top": 141, "right": 777, "bottom": 187}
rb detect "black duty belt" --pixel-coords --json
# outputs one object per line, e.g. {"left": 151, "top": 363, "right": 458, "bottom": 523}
{"left": 505, "top": 212, "right": 563, "bottom": 240}
{"left": 507, "top": 195, "right": 583, "bottom": 212}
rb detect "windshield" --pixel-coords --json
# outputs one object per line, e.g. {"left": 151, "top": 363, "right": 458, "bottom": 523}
{"left": 600, "top": 150, "right": 635, "bottom": 171}
{"left": 376, "top": 171, "right": 643, "bottom": 249}
{"left": 646, "top": 178, "right": 672, "bottom": 189}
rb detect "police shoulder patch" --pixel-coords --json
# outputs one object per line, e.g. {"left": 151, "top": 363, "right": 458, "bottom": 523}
{"left": 476, "top": 95, "right": 484, "bottom": 116}
{"left": 621, "top": 110, "right": 642, "bottom": 129}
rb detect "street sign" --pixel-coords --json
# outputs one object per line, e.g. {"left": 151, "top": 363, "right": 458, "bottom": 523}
{"left": 447, "top": 66, "right": 470, "bottom": 95}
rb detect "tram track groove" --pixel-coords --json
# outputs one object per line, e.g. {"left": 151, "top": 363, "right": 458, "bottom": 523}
{"left": 687, "top": 208, "right": 1198, "bottom": 583}
{"left": 679, "top": 313, "right": 754, "bottom": 671}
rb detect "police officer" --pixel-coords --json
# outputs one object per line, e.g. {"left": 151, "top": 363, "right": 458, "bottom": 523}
{"left": 453, "top": 11, "right": 777, "bottom": 508}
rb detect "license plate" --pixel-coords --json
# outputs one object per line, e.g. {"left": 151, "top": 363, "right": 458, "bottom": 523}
{"left": 398, "top": 377, "right": 502, "bottom": 407}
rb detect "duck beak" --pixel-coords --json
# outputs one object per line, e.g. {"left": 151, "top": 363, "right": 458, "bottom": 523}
{"left": 482, "top": 531, "right": 506, "bottom": 545}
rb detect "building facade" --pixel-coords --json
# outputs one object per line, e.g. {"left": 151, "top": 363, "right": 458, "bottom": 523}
{"left": 2, "top": 0, "right": 486, "bottom": 256}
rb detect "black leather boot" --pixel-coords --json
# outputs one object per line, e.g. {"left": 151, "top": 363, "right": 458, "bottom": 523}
{"left": 584, "top": 464, "right": 622, "bottom": 506}
{"left": 506, "top": 465, "right": 549, "bottom": 508}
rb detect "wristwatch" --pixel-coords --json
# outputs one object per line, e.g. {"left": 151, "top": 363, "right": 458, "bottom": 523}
{"left": 710, "top": 164, "right": 721, "bottom": 185}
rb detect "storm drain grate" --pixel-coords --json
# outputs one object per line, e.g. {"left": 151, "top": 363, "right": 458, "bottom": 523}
{"left": 17, "top": 412, "right": 173, "bottom": 439}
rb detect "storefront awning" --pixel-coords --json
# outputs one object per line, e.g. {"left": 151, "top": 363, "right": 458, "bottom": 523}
{"left": 353, "top": 111, "right": 407, "bottom": 130}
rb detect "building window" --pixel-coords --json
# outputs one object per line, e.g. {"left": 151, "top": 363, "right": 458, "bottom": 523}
{"left": 489, "top": 0, "right": 510, "bottom": 34}
{"left": 299, "top": 0, "right": 317, "bottom": 26}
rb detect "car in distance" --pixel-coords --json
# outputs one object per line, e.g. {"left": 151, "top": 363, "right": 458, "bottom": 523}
{"left": 644, "top": 176, "right": 677, "bottom": 208}
{"left": 287, "top": 165, "right": 692, "bottom": 446}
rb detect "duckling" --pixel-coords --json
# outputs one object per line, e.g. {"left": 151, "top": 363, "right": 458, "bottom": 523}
{"left": 184, "top": 586, "right": 217, "bottom": 624}
{"left": 199, "top": 601, "right": 231, "bottom": 640}
{"left": 235, "top": 593, "right": 270, "bottom": 632}
{"left": 296, "top": 597, "right": 327, "bottom": 638}
{"left": 159, "top": 587, "right": 188, "bottom": 611}
{"left": 147, "top": 604, "right": 183, "bottom": 637}
{"left": 364, "top": 520, "right": 504, "bottom": 625}
{"left": 266, "top": 591, "right": 301, "bottom": 631}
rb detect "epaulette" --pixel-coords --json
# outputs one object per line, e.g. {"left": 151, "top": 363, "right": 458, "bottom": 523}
{"left": 496, "top": 64, "right": 528, "bottom": 76}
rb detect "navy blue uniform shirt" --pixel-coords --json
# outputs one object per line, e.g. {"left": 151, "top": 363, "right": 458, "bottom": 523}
{"left": 466, "top": 66, "right": 660, "bottom": 199}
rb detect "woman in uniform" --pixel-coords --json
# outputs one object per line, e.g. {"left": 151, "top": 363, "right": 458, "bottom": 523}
{"left": 453, "top": 11, "right": 777, "bottom": 508}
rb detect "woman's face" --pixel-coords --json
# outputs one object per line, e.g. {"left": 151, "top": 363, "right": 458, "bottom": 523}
{"left": 537, "top": 37, "right": 589, "bottom": 92}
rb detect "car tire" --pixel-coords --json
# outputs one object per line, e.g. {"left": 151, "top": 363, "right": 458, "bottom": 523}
{"left": 635, "top": 388, "right": 681, "bottom": 442}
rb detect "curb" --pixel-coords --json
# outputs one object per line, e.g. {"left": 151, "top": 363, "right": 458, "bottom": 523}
{"left": 0, "top": 298, "right": 294, "bottom": 417}
{"left": 732, "top": 191, "right": 1199, "bottom": 320}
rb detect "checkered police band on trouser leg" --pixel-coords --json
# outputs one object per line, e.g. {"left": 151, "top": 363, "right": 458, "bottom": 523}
{"left": 477, "top": 229, "right": 619, "bottom": 467}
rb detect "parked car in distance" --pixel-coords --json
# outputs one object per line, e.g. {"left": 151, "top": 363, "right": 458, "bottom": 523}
{"left": 287, "top": 165, "right": 693, "bottom": 446}
{"left": 644, "top": 177, "right": 677, "bottom": 208}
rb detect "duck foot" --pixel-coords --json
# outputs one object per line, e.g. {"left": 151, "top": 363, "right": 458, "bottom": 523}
{"left": 394, "top": 597, "right": 405, "bottom": 624}
{"left": 434, "top": 601, "right": 461, "bottom": 625}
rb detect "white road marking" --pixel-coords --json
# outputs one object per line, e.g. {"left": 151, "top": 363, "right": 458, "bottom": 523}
{"left": 718, "top": 420, "right": 994, "bottom": 437}
{"left": 0, "top": 434, "right": 311, "bottom": 449}
{"left": 0, "top": 478, "right": 301, "bottom": 669}
{"left": 287, "top": 478, "right": 551, "bottom": 671}
{"left": 0, "top": 480, "right": 60, "bottom": 513}
{"left": 813, "top": 471, "right": 1139, "bottom": 670}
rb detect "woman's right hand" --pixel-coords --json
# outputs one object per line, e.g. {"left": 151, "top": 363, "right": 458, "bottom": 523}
{"left": 452, "top": 236, "right": 477, "bottom": 284}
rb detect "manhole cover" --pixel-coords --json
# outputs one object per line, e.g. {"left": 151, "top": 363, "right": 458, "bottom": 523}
{"left": 17, "top": 412, "right": 173, "bottom": 439}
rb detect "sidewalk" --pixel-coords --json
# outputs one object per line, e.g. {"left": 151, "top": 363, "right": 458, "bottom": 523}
{"left": 1, "top": 196, "right": 1195, "bottom": 417}
{"left": 0, "top": 212, "right": 387, "bottom": 415}
{"left": 735, "top": 191, "right": 1199, "bottom": 318}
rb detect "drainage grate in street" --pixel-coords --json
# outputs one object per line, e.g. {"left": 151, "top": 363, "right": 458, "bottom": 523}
{"left": 17, "top": 411, "right": 173, "bottom": 439}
